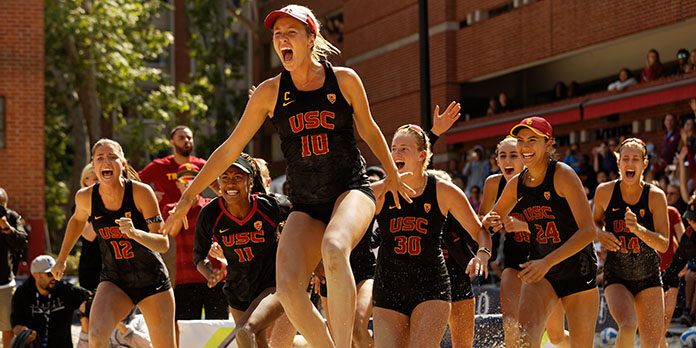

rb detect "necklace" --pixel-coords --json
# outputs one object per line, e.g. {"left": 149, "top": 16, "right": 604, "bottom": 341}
{"left": 410, "top": 176, "right": 428, "bottom": 196}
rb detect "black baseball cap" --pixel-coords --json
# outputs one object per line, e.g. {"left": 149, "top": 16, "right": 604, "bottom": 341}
{"left": 230, "top": 156, "right": 255, "bottom": 176}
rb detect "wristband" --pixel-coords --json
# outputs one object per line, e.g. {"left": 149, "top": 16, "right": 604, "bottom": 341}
{"left": 145, "top": 215, "right": 163, "bottom": 224}
{"left": 477, "top": 247, "right": 492, "bottom": 257}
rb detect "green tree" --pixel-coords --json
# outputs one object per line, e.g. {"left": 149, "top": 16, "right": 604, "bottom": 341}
{"left": 185, "top": 0, "right": 253, "bottom": 157}
{"left": 44, "top": 0, "right": 206, "bottom": 250}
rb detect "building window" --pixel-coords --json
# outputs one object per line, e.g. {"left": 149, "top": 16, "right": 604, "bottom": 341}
{"left": 0, "top": 97, "right": 4, "bottom": 149}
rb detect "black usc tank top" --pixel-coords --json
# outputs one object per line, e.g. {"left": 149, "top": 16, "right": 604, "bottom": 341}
{"left": 271, "top": 60, "right": 367, "bottom": 204}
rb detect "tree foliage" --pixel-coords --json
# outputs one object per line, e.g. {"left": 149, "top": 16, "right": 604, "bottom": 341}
{"left": 184, "top": 0, "right": 251, "bottom": 158}
{"left": 44, "top": 0, "right": 207, "bottom": 249}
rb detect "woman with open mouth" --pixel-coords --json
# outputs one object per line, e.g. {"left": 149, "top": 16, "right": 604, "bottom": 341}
{"left": 480, "top": 136, "right": 570, "bottom": 347}
{"left": 162, "top": 4, "right": 412, "bottom": 347}
{"left": 193, "top": 153, "right": 292, "bottom": 348}
{"left": 52, "top": 139, "right": 176, "bottom": 348}
{"left": 371, "top": 124, "right": 491, "bottom": 348}
{"left": 593, "top": 138, "right": 669, "bottom": 348}
{"left": 483, "top": 117, "right": 599, "bottom": 347}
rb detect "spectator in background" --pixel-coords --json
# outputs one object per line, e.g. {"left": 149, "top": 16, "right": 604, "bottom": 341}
{"left": 139, "top": 125, "right": 207, "bottom": 285}
{"left": 552, "top": 81, "right": 567, "bottom": 101}
{"left": 680, "top": 115, "right": 696, "bottom": 154}
{"left": 593, "top": 140, "right": 619, "bottom": 177}
{"left": 77, "top": 164, "right": 101, "bottom": 293}
{"left": 0, "top": 188, "right": 27, "bottom": 348}
{"left": 667, "top": 183, "right": 687, "bottom": 215}
{"left": 461, "top": 146, "right": 490, "bottom": 196}
{"left": 468, "top": 186, "right": 482, "bottom": 213}
{"left": 11, "top": 255, "right": 91, "bottom": 348}
{"left": 163, "top": 163, "right": 228, "bottom": 320}
{"left": 596, "top": 170, "right": 608, "bottom": 185}
{"left": 486, "top": 97, "right": 498, "bottom": 116}
{"left": 690, "top": 49, "right": 696, "bottom": 72}
{"left": 577, "top": 154, "right": 597, "bottom": 195}
{"left": 676, "top": 48, "right": 693, "bottom": 75}
{"left": 659, "top": 113, "right": 681, "bottom": 173}
{"left": 488, "top": 152, "right": 500, "bottom": 175}
{"left": 494, "top": 92, "right": 511, "bottom": 114}
{"left": 567, "top": 81, "right": 579, "bottom": 98}
{"left": 563, "top": 143, "right": 582, "bottom": 172}
{"left": 446, "top": 159, "right": 465, "bottom": 189}
{"left": 641, "top": 49, "right": 664, "bottom": 82}
{"left": 607, "top": 68, "right": 638, "bottom": 92}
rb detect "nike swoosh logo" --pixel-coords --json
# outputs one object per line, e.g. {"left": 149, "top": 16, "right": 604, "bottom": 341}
{"left": 219, "top": 228, "right": 230, "bottom": 233}
{"left": 612, "top": 208, "right": 620, "bottom": 212}
{"left": 94, "top": 216, "right": 103, "bottom": 220}
{"left": 282, "top": 100, "right": 295, "bottom": 107}
{"left": 518, "top": 196, "right": 523, "bottom": 202}
{"left": 389, "top": 205, "right": 398, "bottom": 209}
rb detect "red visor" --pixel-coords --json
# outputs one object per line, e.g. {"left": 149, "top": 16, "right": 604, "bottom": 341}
{"left": 264, "top": 5, "right": 317, "bottom": 35}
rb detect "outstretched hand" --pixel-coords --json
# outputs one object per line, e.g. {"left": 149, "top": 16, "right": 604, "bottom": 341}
{"left": 162, "top": 199, "right": 194, "bottom": 236}
{"left": 377, "top": 171, "right": 415, "bottom": 209}
{"left": 431, "top": 101, "right": 461, "bottom": 136}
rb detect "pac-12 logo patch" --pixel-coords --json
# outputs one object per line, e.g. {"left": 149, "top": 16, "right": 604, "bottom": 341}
{"left": 327, "top": 94, "right": 336, "bottom": 104}
{"left": 639, "top": 209, "right": 645, "bottom": 217}
{"left": 544, "top": 192, "right": 550, "bottom": 200}
{"left": 254, "top": 221, "right": 263, "bottom": 230}
{"left": 125, "top": 212, "right": 131, "bottom": 218}
{"left": 424, "top": 203, "right": 431, "bottom": 213}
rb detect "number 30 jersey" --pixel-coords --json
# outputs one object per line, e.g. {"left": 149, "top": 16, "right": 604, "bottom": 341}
{"left": 603, "top": 180, "right": 659, "bottom": 281}
{"left": 89, "top": 180, "right": 169, "bottom": 288}
{"left": 376, "top": 173, "right": 446, "bottom": 267}
{"left": 271, "top": 60, "right": 368, "bottom": 205}
{"left": 193, "top": 194, "right": 291, "bottom": 303}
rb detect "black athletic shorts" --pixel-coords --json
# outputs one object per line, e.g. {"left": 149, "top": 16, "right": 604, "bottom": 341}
{"left": 604, "top": 271, "right": 662, "bottom": 296}
{"left": 174, "top": 282, "right": 228, "bottom": 320}
{"left": 319, "top": 258, "right": 375, "bottom": 297}
{"left": 117, "top": 279, "right": 171, "bottom": 305}
{"left": 546, "top": 273, "right": 596, "bottom": 298}
{"left": 447, "top": 260, "right": 474, "bottom": 302}
{"left": 223, "top": 271, "right": 275, "bottom": 312}
{"left": 292, "top": 186, "right": 375, "bottom": 225}
{"left": 503, "top": 235, "right": 529, "bottom": 271}
{"left": 373, "top": 258, "right": 451, "bottom": 316}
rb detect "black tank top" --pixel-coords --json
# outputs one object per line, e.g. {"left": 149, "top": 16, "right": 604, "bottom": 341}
{"left": 271, "top": 61, "right": 367, "bottom": 204}
{"left": 516, "top": 160, "right": 596, "bottom": 279}
{"left": 603, "top": 181, "right": 660, "bottom": 280}
{"left": 193, "top": 194, "right": 291, "bottom": 302}
{"left": 376, "top": 174, "right": 446, "bottom": 267}
{"left": 498, "top": 175, "right": 530, "bottom": 244}
{"left": 89, "top": 180, "right": 168, "bottom": 288}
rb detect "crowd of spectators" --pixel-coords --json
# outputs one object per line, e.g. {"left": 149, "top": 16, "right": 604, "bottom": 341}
{"left": 484, "top": 47, "right": 696, "bottom": 117}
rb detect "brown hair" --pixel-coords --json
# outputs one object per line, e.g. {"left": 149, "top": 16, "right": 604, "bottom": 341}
{"left": 394, "top": 124, "right": 432, "bottom": 171}
{"left": 91, "top": 139, "right": 140, "bottom": 181}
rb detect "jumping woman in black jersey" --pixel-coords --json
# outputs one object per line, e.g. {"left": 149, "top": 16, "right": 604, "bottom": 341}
{"left": 162, "top": 5, "right": 412, "bottom": 347}
{"left": 483, "top": 117, "right": 598, "bottom": 347}
{"left": 371, "top": 124, "right": 491, "bottom": 348}
{"left": 193, "top": 154, "right": 291, "bottom": 348}
{"left": 479, "top": 137, "right": 570, "bottom": 347}
{"left": 52, "top": 139, "right": 175, "bottom": 348}
{"left": 593, "top": 138, "right": 669, "bottom": 348}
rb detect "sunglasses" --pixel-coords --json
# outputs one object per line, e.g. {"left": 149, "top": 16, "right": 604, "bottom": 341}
{"left": 178, "top": 176, "right": 195, "bottom": 184}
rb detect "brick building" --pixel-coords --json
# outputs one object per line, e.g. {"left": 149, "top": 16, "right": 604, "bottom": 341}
{"left": 250, "top": 0, "right": 696, "bottom": 172}
{"left": 0, "top": 1, "right": 46, "bottom": 262}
